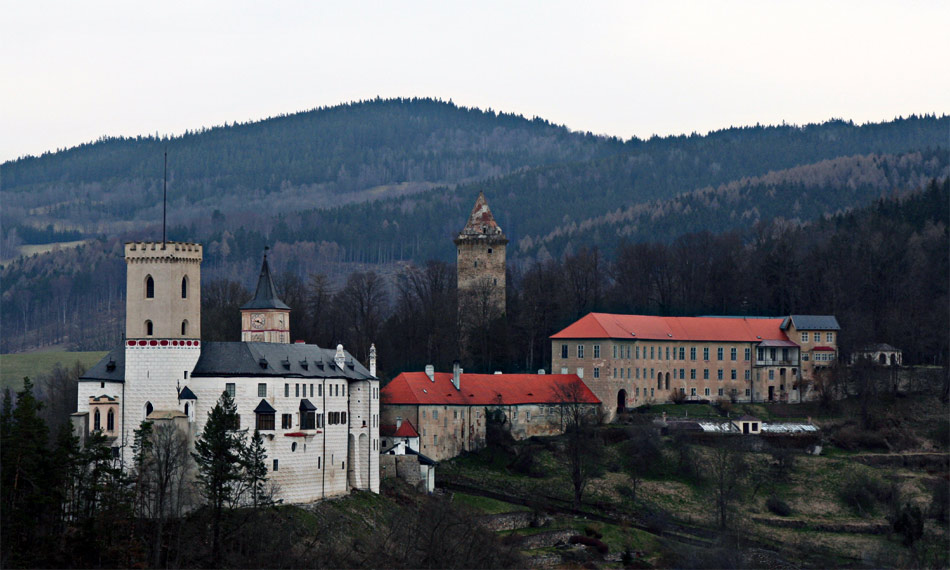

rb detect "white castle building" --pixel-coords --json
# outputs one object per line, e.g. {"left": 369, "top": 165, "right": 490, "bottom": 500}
{"left": 74, "top": 241, "right": 380, "bottom": 503}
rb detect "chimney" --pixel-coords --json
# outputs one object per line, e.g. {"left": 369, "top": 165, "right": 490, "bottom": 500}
{"left": 395, "top": 416, "right": 402, "bottom": 430}
{"left": 369, "top": 343, "right": 377, "bottom": 377}
{"left": 425, "top": 365, "right": 435, "bottom": 382}
{"left": 494, "top": 371, "right": 502, "bottom": 375}
{"left": 452, "top": 360, "right": 461, "bottom": 391}
{"left": 538, "top": 369, "right": 546, "bottom": 375}
{"left": 335, "top": 344, "right": 346, "bottom": 370}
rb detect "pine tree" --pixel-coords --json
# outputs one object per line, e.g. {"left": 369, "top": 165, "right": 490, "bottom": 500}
{"left": 242, "top": 429, "right": 270, "bottom": 507}
{"left": 192, "top": 391, "right": 244, "bottom": 564}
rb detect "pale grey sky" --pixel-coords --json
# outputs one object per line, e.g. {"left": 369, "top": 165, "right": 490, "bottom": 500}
{"left": 2, "top": 0, "right": 948, "bottom": 162}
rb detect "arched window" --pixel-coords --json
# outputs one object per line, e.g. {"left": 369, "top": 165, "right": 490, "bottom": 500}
{"left": 93, "top": 408, "right": 101, "bottom": 431}
{"left": 107, "top": 408, "right": 115, "bottom": 431}
{"left": 181, "top": 320, "right": 188, "bottom": 336}
{"left": 145, "top": 275, "right": 155, "bottom": 298}
{"left": 146, "top": 320, "right": 153, "bottom": 336}
{"left": 184, "top": 402, "right": 190, "bottom": 417}
{"left": 145, "top": 401, "right": 153, "bottom": 418}
{"left": 181, "top": 276, "right": 188, "bottom": 299}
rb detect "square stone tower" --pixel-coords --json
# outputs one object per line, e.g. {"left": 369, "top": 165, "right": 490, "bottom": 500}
{"left": 455, "top": 192, "right": 507, "bottom": 317}
{"left": 125, "top": 241, "right": 202, "bottom": 340}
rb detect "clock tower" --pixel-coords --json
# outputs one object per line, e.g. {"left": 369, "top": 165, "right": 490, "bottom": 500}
{"left": 241, "top": 249, "right": 291, "bottom": 343}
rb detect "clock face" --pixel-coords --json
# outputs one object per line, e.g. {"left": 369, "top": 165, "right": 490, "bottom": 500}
{"left": 251, "top": 313, "right": 265, "bottom": 329}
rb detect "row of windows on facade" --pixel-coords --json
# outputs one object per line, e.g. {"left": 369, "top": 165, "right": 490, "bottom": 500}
{"left": 223, "top": 380, "right": 372, "bottom": 400}
{"left": 626, "top": 385, "right": 749, "bottom": 399}
{"left": 586, "top": 366, "right": 800, "bottom": 383}
{"left": 801, "top": 332, "right": 835, "bottom": 343}
{"left": 254, "top": 410, "right": 349, "bottom": 431}
{"left": 562, "top": 343, "right": 831, "bottom": 362}
{"left": 144, "top": 275, "right": 189, "bottom": 299}
{"left": 271, "top": 454, "right": 350, "bottom": 472}
{"left": 143, "top": 320, "right": 189, "bottom": 336}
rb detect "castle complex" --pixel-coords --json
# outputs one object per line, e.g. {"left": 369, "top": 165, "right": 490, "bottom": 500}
{"left": 74, "top": 241, "right": 380, "bottom": 503}
{"left": 551, "top": 313, "right": 840, "bottom": 420}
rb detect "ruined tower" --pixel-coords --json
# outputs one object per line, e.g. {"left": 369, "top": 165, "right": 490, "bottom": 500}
{"left": 455, "top": 192, "right": 507, "bottom": 318}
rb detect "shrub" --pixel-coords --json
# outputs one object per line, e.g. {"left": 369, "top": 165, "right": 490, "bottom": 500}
{"left": 569, "top": 535, "right": 608, "bottom": 555}
{"left": 838, "top": 471, "right": 896, "bottom": 517}
{"left": 929, "top": 478, "right": 949, "bottom": 522}
{"left": 890, "top": 503, "right": 925, "bottom": 547}
{"left": 766, "top": 495, "right": 792, "bottom": 517}
{"left": 831, "top": 425, "right": 889, "bottom": 451}
{"left": 714, "top": 397, "right": 733, "bottom": 415}
{"left": 670, "top": 389, "right": 687, "bottom": 404}
{"left": 929, "top": 421, "right": 950, "bottom": 449}
{"left": 583, "top": 525, "right": 603, "bottom": 539}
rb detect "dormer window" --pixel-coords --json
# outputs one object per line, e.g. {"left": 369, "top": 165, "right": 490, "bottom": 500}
{"left": 145, "top": 275, "right": 155, "bottom": 298}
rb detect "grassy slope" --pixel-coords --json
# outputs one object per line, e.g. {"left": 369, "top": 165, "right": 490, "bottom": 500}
{"left": 440, "top": 392, "right": 950, "bottom": 568}
{"left": 0, "top": 350, "right": 107, "bottom": 390}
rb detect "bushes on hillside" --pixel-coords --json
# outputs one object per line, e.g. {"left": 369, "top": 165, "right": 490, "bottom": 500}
{"left": 838, "top": 470, "right": 898, "bottom": 517}
{"left": 766, "top": 496, "right": 792, "bottom": 517}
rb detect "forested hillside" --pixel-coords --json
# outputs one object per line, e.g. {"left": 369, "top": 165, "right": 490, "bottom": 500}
{"left": 1, "top": 100, "right": 946, "bottom": 355}
{"left": 2, "top": 97, "right": 625, "bottom": 250}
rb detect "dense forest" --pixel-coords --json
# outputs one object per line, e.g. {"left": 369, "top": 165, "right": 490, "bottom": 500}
{"left": 1, "top": 99, "right": 947, "bottom": 359}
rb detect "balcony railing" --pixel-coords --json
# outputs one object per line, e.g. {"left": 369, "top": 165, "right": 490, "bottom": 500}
{"left": 755, "top": 359, "right": 799, "bottom": 367}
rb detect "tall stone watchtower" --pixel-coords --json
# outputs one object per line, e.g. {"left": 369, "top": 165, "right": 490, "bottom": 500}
{"left": 241, "top": 250, "right": 291, "bottom": 343}
{"left": 455, "top": 192, "right": 507, "bottom": 316}
{"left": 125, "top": 241, "right": 202, "bottom": 340}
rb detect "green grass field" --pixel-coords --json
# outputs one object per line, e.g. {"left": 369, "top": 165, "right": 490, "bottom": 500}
{"left": 0, "top": 350, "right": 107, "bottom": 390}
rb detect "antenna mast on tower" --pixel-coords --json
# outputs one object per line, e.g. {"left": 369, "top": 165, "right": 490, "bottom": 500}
{"left": 162, "top": 148, "right": 168, "bottom": 245}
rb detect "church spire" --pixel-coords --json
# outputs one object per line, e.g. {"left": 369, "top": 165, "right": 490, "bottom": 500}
{"left": 241, "top": 248, "right": 290, "bottom": 310}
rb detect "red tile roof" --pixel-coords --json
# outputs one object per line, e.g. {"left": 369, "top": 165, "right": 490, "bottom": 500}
{"left": 380, "top": 419, "right": 420, "bottom": 438}
{"left": 551, "top": 313, "right": 790, "bottom": 343}
{"left": 812, "top": 346, "right": 836, "bottom": 352}
{"left": 382, "top": 372, "right": 601, "bottom": 406}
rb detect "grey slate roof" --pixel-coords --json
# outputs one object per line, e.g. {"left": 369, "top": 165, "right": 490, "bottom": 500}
{"left": 191, "top": 342, "right": 373, "bottom": 380}
{"left": 79, "top": 346, "right": 125, "bottom": 383}
{"left": 781, "top": 315, "right": 841, "bottom": 331}
{"left": 254, "top": 399, "right": 277, "bottom": 414}
{"left": 178, "top": 386, "right": 197, "bottom": 400}
{"left": 240, "top": 254, "right": 290, "bottom": 310}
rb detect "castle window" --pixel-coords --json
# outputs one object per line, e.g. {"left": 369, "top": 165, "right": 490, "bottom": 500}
{"left": 181, "top": 276, "right": 188, "bottom": 298}
{"left": 181, "top": 320, "right": 188, "bottom": 335}
{"left": 301, "top": 411, "right": 316, "bottom": 430}
{"left": 256, "top": 412, "right": 275, "bottom": 431}
{"left": 273, "top": 459, "right": 278, "bottom": 471}
{"left": 487, "top": 248, "right": 493, "bottom": 254}
{"left": 94, "top": 409, "right": 101, "bottom": 431}
{"left": 145, "top": 275, "right": 155, "bottom": 298}
{"left": 690, "top": 347, "right": 696, "bottom": 360}
{"left": 561, "top": 344, "right": 568, "bottom": 359}
{"left": 145, "top": 320, "right": 153, "bottom": 336}
{"left": 225, "top": 383, "right": 236, "bottom": 398}
{"left": 107, "top": 409, "right": 115, "bottom": 431}
{"left": 145, "top": 401, "right": 153, "bottom": 418}
{"left": 282, "top": 414, "right": 292, "bottom": 429}
{"left": 258, "top": 383, "right": 267, "bottom": 397}
{"left": 473, "top": 260, "right": 478, "bottom": 268}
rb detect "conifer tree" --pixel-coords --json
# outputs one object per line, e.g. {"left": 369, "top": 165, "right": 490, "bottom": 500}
{"left": 192, "top": 391, "right": 244, "bottom": 564}
{"left": 242, "top": 429, "right": 270, "bottom": 507}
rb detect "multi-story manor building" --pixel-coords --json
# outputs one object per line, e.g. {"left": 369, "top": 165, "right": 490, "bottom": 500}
{"left": 551, "top": 313, "right": 840, "bottom": 419}
{"left": 455, "top": 191, "right": 507, "bottom": 317}
{"left": 381, "top": 364, "right": 600, "bottom": 461}
{"left": 74, "top": 242, "right": 380, "bottom": 504}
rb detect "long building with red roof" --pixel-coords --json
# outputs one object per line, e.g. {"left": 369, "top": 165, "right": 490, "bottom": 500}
{"left": 551, "top": 313, "right": 840, "bottom": 418}
{"left": 381, "top": 365, "right": 600, "bottom": 460}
